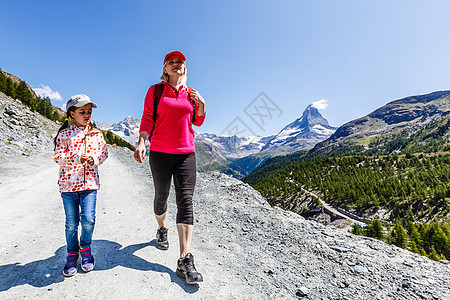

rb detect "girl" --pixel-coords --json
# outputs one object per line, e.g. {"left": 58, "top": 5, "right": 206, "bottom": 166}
{"left": 134, "top": 50, "right": 206, "bottom": 284}
{"left": 54, "top": 94, "right": 108, "bottom": 277}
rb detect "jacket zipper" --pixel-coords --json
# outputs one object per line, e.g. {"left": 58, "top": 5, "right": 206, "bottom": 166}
{"left": 83, "top": 135, "right": 87, "bottom": 190}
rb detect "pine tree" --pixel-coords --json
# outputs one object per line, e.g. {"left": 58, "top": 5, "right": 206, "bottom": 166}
{"left": 389, "top": 221, "right": 408, "bottom": 248}
{"left": 351, "top": 223, "right": 364, "bottom": 235}
{"left": 0, "top": 70, "right": 7, "bottom": 92}
{"left": 409, "top": 240, "right": 419, "bottom": 254}
{"left": 15, "top": 81, "right": 29, "bottom": 104}
{"left": 5, "top": 77, "right": 16, "bottom": 98}
{"left": 428, "top": 246, "right": 440, "bottom": 261}
{"left": 372, "top": 218, "right": 384, "bottom": 240}
{"left": 420, "top": 248, "right": 427, "bottom": 257}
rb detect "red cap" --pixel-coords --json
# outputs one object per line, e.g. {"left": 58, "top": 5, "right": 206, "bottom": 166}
{"left": 164, "top": 51, "right": 186, "bottom": 64}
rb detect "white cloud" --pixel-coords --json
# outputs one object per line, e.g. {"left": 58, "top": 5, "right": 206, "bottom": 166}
{"left": 61, "top": 103, "right": 67, "bottom": 111}
{"left": 33, "top": 85, "right": 62, "bottom": 101}
{"left": 311, "top": 99, "right": 328, "bottom": 110}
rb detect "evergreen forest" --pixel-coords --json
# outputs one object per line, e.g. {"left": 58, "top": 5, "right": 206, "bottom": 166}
{"left": 1, "top": 69, "right": 134, "bottom": 150}
{"left": 0, "top": 70, "right": 64, "bottom": 122}
{"left": 352, "top": 218, "right": 450, "bottom": 261}
{"left": 243, "top": 153, "right": 450, "bottom": 260}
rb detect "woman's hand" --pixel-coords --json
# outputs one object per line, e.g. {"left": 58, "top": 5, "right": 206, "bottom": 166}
{"left": 134, "top": 142, "right": 146, "bottom": 163}
{"left": 134, "top": 132, "right": 149, "bottom": 163}
{"left": 190, "top": 89, "right": 206, "bottom": 117}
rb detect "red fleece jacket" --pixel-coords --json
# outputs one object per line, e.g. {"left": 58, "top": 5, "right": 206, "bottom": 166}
{"left": 139, "top": 82, "right": 206, "bottom": 154}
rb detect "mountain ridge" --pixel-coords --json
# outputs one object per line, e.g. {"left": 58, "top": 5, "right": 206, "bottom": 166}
{"left": 104, "top": 105, "right": 336, "bottom": 177}
{"left": 310, "top": 90, "right": 450, "bottom": 157}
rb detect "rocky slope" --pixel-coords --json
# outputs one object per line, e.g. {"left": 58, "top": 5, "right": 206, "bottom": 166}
{"left": 0, "top": 92, "right": 59, "bottom": 158}
{"left": 1, "top": 145, "right": 449, "bottom": 299}
{"left": 310, "top": 90, "right": 450, "bottom": 157}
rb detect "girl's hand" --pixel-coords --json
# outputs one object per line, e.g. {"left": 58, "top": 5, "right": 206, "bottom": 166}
{"left": 86, "top": 156, "right": 95, "bottom": 166}
{"left": 80, "top": 154, "right": 89, "bottom": 164}
{"left": 134, "top": 141, "right": 146, "bottom": 163}
{"left": 81, "top": 154, "right": 95, "bottom": 165}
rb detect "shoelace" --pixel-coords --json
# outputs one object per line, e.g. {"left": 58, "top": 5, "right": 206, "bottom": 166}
{"left": 184, "top": 259, "right": 197, "bottom": 272}
{"left": 158, "top": 229, "right": 167, "bottom": 241}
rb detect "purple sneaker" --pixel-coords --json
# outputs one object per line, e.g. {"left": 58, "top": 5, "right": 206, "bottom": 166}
{"left": 62, "top": 253, "right": 78, "bottom": 277}
{"left": 80, "top": 247, "right": 95, "bottom": 272}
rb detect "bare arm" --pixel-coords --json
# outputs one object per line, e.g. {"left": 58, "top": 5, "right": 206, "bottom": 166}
{"left": 134, "top": 131, "right": 149, "bottom": 163}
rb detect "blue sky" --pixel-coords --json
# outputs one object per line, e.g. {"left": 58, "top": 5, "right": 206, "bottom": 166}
{"left": 1, "top": 0, "right": 450, "bottom": 137}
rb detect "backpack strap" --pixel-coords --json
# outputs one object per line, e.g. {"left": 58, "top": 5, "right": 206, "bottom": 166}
{"left": 150, "top": 83, "right": 165, "bottom": 138}
{"left": 151, "top": 84, "right": 196, "bottom": 138}
{"left": 187, "top": 86, "right": 196, "bottom": 123}
{"left": 153, "top": 83, "right": 165, "bottom": 122}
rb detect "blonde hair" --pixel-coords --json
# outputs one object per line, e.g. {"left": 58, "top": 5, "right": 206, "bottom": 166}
{"left": 160, "top": 59, "right": 188, "bottom": 86}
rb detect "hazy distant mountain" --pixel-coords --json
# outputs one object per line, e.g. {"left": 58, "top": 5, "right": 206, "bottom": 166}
{"left": 94, "top": 121, "right": 111, "bottom": 130}
{"left": 245, "top": 89, "right": 450, "bottom": 201}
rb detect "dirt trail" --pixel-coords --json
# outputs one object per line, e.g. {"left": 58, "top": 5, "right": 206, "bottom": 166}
{"left": 0, "top": 148, "right": 244, "bottom": 299}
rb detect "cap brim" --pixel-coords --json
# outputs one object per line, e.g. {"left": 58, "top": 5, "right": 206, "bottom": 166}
{"left": 164, "top": 51, "right": 186, "bottom": 63}
{"left": 73, "top": 100, "right": 98, "bottom": 108}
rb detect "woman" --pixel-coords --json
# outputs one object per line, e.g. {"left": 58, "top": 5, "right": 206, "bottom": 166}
{"left": 134, "top": 50, "right": 206, "bottom": 284}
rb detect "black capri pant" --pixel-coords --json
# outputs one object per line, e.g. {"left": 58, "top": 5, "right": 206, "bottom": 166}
{"left": 149, "top": 150, "right": 196, "bottom": 225}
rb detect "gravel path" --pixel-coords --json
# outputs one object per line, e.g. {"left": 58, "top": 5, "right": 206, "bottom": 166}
{"left": 1, "top": 146, "right": 449, "bottom": 300}
{"left": 0, "top": 147, "right": 253, "bottom": 299}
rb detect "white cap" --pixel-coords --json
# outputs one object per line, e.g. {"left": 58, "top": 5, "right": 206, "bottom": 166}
{"left": 66, "top": 94, "right": 98, "bottom": 111}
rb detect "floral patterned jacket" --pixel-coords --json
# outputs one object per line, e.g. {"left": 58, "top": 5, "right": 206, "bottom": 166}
{"left": 54, "top": 124, "right": 108, "bottom": 193}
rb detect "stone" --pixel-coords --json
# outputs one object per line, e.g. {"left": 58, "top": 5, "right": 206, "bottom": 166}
{"left": 354, "top": 265, "right": 369, "bottom": 274}
{"left": 329, "top": 245, "right": 351, "bottom": 253}
{"left": 296, "top": 287, "right": 309, "bottom": 297}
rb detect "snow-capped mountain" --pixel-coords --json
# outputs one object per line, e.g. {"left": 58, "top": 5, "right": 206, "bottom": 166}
{"left": 261, "top": 104, "right": 337, "bottom": 153}
{"left": 99, "top": 104, "right": 335, "bottom": 177}
{"left": 99, "top": 116, "right": 276, "bottom": 158}
{"left": 96, "top": 116, "right": 141, "bottom": 146}
{"left": 195, "top": 132, "right": 275, "bottom": 159}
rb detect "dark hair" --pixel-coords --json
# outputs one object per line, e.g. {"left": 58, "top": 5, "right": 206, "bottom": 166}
{"left": 53, "top": 106, "right": 77, "bottom": 150}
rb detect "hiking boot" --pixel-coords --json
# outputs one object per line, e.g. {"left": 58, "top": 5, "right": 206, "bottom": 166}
{"left": 80, "top": 246, "right": 95, "bottom": 272}
{"left": 176, "top": 253, "right": 203, "bottom": 284}
{"left": 62, "top": 252, "right": 78, "bottom": 277}
{"left": 156, "top": 227, "right": 169, "bottom": 250}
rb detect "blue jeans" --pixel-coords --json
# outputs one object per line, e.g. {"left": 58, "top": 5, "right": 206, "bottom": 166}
{"left": 61, "top": 190, "right": 97, "bottom": 254}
